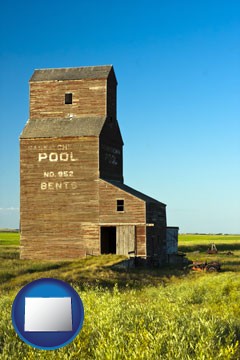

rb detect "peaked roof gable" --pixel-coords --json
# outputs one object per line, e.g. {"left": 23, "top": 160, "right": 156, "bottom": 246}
{"left": 104, "top": 179, "right": 166, "bottom": 206}
{"left": 30, "top": 65, "right": 115, "bottom": 82}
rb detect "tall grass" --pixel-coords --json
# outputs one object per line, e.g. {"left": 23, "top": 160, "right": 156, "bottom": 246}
{"left": 1, "top": 274, "right": 240, "bottom": 359}
{"left": 1, "top": 233, "right": 240, "bottom": 359}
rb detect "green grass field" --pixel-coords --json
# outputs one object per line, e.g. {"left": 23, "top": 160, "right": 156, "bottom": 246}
{"left": 1, "top": 232, "right": 240, "bottom": 359}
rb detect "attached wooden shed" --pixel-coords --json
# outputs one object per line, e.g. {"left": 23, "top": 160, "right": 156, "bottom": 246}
{"left": 20, "top": 65, "right": 177, "bottom": 262}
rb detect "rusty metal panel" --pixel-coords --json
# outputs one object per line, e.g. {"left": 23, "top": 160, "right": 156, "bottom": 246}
{"left": 116, "top": 225, "right": 135, "bottom": 256}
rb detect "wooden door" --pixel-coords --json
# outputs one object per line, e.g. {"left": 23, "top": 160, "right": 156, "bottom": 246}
{"left": 116, "top": 225, "right": 135, "bottom": 256}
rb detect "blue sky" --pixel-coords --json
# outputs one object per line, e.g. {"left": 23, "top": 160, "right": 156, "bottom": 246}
{"left": 0, "top": 0, "right": 239, "bottom": 233}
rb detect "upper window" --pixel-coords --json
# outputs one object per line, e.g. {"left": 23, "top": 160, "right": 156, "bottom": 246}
{"left": 117, "top": 199, "right": 124, "bottom": 212}
{"left": 65, "top": 93, "right": 72, "bottom": 104}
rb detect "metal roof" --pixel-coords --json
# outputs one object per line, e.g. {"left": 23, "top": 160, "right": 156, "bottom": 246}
{"left": 20, "top": 117, "right": 106, "bottom": 138}
{"left": 30, "top": 65, "right": 114, "bottom": 82}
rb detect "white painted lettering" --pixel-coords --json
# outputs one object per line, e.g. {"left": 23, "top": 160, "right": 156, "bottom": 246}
{"left": 105, "top": 153, "right": 118, "bottom": 166}
{"left": 40, "top": 181, "right": 78, "bottom": 191}
{"left": 38, "top": 153, "right": 48, "bottom": 162}
{"left": 71, "top": 182, "right": 77, "bottom": 190}
{"left": 40, "top": 182, "right": 47, "bottom": 190}
{"left": 38, "top": 152, "right": 78, "bottom": 162}
{"left": 57, "top": 170, "right": 74, "bottom": 177}
{"left": 59, "top": 153, "right": 69, "bottom": 161}
{"left": 49, "top": 153, "right": 58, "bottom": 162}
{"left": 57, "top": 144, "right": 68, "bottom": 150}
{"left": 43, "top": 171, "right": 55, "bottom": 178}
{"left": 55, "top": 182, "right": 62, "bottom": 190}
{"left": 64, "top": 182, "right": 69, "bottom": 189}
{"left": 70, "top": 152, "right": 78, "bottom": 161}
{"left": 48, "top": 182, "right": 55, "bottom": 190}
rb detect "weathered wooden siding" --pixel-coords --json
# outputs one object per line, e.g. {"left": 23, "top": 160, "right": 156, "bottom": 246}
{"left": 166, "top": 227, "right": 179, "bottom": 255}
{"left": 135, "top": 225, "right": 146, "bottom": 256}
{"left": 116, "top": 225, "right": 135, "bottom": 256}
{"left": 30, "top": 79, "right": 107, "bottom": 119}
{"left": 146, "top": 202, "right": 167, "bottom": 262}
{"left": 146, "top": 202, "right": 166, "bottom": 228}
{"left": 81, "top": 224, "right": 100, "bottom": 256}
{"left": 20, "top": 137, "right": 100, "bottom": 259}
{"left": 107, "top": 68, "right": 117, "bottom": 119}
{"left": 99, "top": 118, "right": 123, "bottom": 182}
{"left": 20, "top": 65, "right": 172, "bottom": 262}
{"left": 99, "top": 179, "right": 146, "bottom": 256}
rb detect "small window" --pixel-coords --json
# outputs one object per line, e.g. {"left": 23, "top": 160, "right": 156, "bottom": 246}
{"left": 117, "top": 199, "right": 124, "bottom": 212}
{"left": 65, "top": 93, "right": 72, "bottom": 104}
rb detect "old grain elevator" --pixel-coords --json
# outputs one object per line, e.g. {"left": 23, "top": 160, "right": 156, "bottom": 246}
{"left": 20, "top": 65, "right": 178, "bottom": 262}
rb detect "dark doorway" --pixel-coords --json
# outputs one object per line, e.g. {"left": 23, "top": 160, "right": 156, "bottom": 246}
{"left": 101, "top": 227, "right": 116, "bottom": 254}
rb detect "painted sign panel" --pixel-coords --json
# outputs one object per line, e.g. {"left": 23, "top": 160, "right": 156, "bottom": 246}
{"left": 26, "top": 143, "right": 80, "bottom": 191}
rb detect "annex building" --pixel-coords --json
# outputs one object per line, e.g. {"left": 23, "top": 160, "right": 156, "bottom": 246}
{"left": 20, "top": 65, "right": 178, "bottom": 262}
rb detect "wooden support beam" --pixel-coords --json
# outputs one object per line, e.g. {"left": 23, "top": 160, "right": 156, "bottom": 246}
{"left": 99, "top": 223, "right": 154, "bottom": 227}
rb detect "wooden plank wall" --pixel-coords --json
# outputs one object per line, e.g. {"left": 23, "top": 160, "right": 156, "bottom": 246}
{"left": 20, "top": 137, "right": 100, "bottom": 259}
{"left": 82, "top": 224, "right": 100, "bottom": 256}
{"left": 135, "top": 225, "right": 146, "bottom": 256}
{"left": 20, "top": 68, "right": 158, "bottom": 260}
{"left": 146, "top": 202, "right": 167, "bottom": 261}
{"left": 99, "top": 179, "right": 147, "bottom": 256}
{"left": 30, "top": 79, "right": 107, "bottom": 119}
{"left": 166, "top": 227, "right": 179, "bottom": 255}
{"left": 107, "top": 69, "right": 117, "bottom": 119}
{"left": 99, "top": 119, "right": 123, "bottom": 182}
{"left": 116, "top": 225, "right": 135, "bottom": 256}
